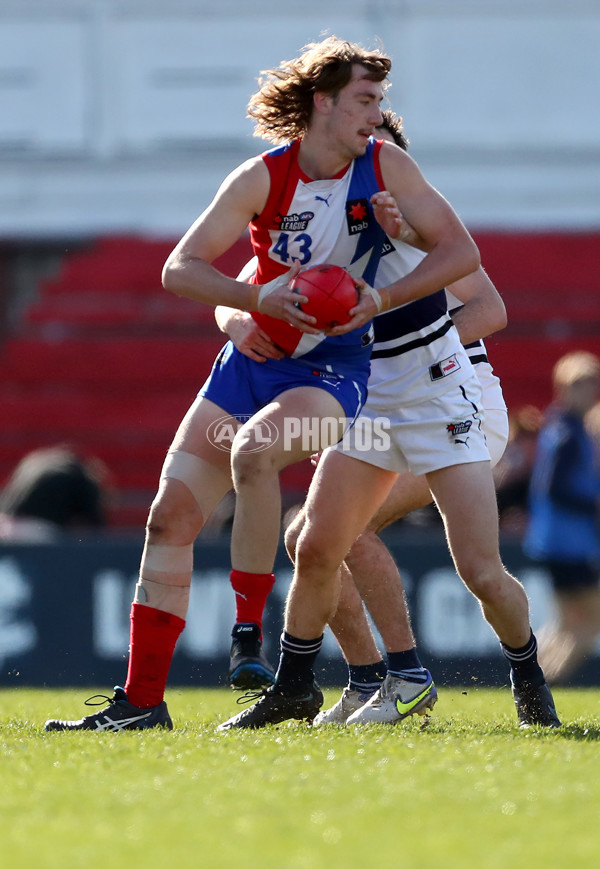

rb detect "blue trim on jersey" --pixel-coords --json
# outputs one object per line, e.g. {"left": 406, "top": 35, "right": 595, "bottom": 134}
{"left": 303, "top": 140, "right": 386, "bottom": 366}
{"left": 290, "top": 326, "right": 374, "bottom": 375}
{"left": 264, "top": 141, "right": 293, "bottom": 158}
{"left": 348, "top": 142, "right": 387, "bottom": 287}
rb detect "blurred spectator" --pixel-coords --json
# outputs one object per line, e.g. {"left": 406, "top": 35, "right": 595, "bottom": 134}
{"left": 585, "top": 399, "right": 600, "bottom": 461}
{"left": 524, "top": 351, "right": 600, "bottom": 683}
{"left": 493, "top": 405, "right": 543, "bottom": 533}
{"left": 0, "top": 445, "right": 111, "bottom": 541}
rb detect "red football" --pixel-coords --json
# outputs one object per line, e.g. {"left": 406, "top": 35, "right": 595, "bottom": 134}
{"left": 291, "top": 264, "right": 359, "bottom": 330}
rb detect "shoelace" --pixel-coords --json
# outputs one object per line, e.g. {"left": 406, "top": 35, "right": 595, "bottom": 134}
{"left": 84, "top": 693, "right": 116, "bottom": 708}
{"left": 236, "top": 689, "right": 267, "bottom": 706}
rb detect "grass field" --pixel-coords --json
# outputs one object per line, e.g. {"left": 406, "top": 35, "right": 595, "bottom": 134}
{"left": 2, "top": 687, "right": 600, "bottom": 869}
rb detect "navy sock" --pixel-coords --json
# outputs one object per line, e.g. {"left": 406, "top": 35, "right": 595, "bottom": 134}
{"left": 501, "top": 631, "right": 544, "bottom": 688}
{"left": 387, "top": 647, "right": 428, "bottom": 682}
{"left": 275, "top": 631, "right": 323, "bottom": 693}
{"left": 348, "top": 660, "right": 387, "bottom": 694}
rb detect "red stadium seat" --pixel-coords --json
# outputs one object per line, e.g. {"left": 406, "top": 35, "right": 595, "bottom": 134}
{"left": 1, "top": 231, "right": 599, "bottom": 528}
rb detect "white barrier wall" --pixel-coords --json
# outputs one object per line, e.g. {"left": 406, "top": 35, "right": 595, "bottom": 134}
{"left": 0, "top": 0, "right": 599, "bottom": 236}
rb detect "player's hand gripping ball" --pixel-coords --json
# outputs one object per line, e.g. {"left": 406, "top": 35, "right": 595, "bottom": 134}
{"left": 291, "top": 264, "right": 359, "bottom": 330}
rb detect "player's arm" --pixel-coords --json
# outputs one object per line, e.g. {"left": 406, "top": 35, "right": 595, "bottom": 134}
{"left": 162, "top": 159, "right": 317, "bottom": 330}
{"left": 214, "top": 255, "right": 285, "bottom": 362}
{"left": 446, "top": 268, "right": 507, "bottom": 344}
{"left": 370, "top": 187, "right": 505, "bottom": 341}
{"left": 162, "top": 157, "right": 265, "bottom": 310}
{"left": 215, "top": 305, "right": 284, "bottom": 362}
{"left": 330, "top": 145, "right": 480, "bottom": 333}
{"left": 377, "top": 144, "right": 480, "bottom": 306}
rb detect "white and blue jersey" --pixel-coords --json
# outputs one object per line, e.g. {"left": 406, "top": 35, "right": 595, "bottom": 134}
{"left": 249, "top": 137, "right": 388, "bottom": 378}
{"left": 200, "top": 138, "right": 388, "bottom": 421}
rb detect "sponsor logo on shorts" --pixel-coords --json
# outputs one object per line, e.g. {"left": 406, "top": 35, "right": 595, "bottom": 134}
{"left": 346, "top": 198, "right": 370, "bottom": 234}
{"left": 361, "top": 324, "right": 375, "bottom": 347}
{"left": 310, "top": 369, "right": 340, "bottom": 381}
{"left": 447, "top": 421, "right": 472, "bottom": 437}
{"left": 447, "top": 420, "right": 472, "bottom": 446}
{"left": 429, "top": 355, "right": 461, "bottom": 381}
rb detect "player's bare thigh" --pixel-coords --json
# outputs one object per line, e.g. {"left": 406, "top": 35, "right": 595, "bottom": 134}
{"left": 366, "top": 472, "right": 432, "bottom": 534}
{"left": 366, "top": 403, "right": 509, "bottom": 535}
{"left": 285, "top": 458, "right": 422, "bottom": 555}
{"left": 232, "top": 386, "right": 347, "bottom": 474}
{"left": 298, "top": 450, "right": 398, "bottom": 569}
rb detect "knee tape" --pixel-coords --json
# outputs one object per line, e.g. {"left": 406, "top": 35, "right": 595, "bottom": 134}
{"left": 161, "top": 449, "right": 207, "bottom": 506}
{"left": 134, "top": 577, "right": 190, "bottom": 611}
{"left": 143, "top": 542, "right": 194, "bottom": 574}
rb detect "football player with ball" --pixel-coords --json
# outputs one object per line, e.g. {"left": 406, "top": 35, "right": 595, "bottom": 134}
{"left": 218, "top": 113, "right": 561, "bottom": 731}
{"left": 45, "top": 36, "right": 482, "bottom": 732}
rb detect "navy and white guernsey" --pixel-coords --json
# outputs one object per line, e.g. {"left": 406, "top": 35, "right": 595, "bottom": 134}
{"left": 366, "top": 238, "right": 477, "bottom": 409}
{"left": 248, "top": 138, "right": 387, "bottom": 380}
{"left": 446, "top": 290, "right": 506, "bottom": 414}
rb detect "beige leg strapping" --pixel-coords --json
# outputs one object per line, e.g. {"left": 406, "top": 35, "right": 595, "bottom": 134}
{"left": 161, "top": 449, "right": 208, "bottom": 507}
{"left": 137, "top": 541, "right": 194, "bottom": 618}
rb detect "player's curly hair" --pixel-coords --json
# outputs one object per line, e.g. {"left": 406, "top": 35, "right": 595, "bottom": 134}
{"left": 378, "top": 109, "right": 409, "bottom": 152}
{"left": 248, "top": 36, "right": 391, "bottom": 143}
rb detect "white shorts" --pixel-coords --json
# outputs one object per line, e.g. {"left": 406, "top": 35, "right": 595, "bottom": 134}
{"left": 483, "top": 407, "right": 509, "bottom": 467}
{"left": 334, "top": 375, "right": 506, "bottom": 476}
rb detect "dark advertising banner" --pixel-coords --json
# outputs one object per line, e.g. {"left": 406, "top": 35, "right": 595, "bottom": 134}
{"left": 0, "top": 531, "right": 598, "bottom": 688}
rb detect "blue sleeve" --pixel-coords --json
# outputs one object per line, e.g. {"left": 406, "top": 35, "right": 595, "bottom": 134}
{"left": 548, "top": 430, "right": 598, "bottom": 515}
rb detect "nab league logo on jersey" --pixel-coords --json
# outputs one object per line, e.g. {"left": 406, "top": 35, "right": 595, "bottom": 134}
{"left": 275, "top": 211, "right": 314, "bottom": 231}
{"left": 346, "top": 198, "right": 370, "bottom": 234}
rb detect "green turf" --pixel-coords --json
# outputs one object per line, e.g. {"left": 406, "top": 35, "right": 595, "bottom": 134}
{"left": 1, "top": 687, "right": 599, "bottom": 868}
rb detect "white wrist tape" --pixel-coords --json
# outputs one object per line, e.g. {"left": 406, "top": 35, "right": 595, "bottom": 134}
{"left": 362, "top": 285, "right": 384, "bottom": 313}
{"left": 257, "top": 274, "right": 288, "bottom": 312}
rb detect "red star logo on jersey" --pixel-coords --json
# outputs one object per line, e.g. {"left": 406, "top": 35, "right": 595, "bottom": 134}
{"left": 346, "top": 198, "right": 370, "bottom": 234}
{"left": 349, "top": 202, "right": 367, "bottom": 221}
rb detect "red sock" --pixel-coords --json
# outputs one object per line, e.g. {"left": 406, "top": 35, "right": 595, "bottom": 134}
{"left": 125, "top": 603, "right": 185, "bottom": 708}
{"left": 230, "top": 569, "right": 275, "bottom": 637}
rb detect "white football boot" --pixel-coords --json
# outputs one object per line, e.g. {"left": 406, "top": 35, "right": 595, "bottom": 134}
{"left": 346, "top": 672, "right": 437, "bottom": 725}
{"left": 312, "top": 687, "right": 377, "bottom": 725}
